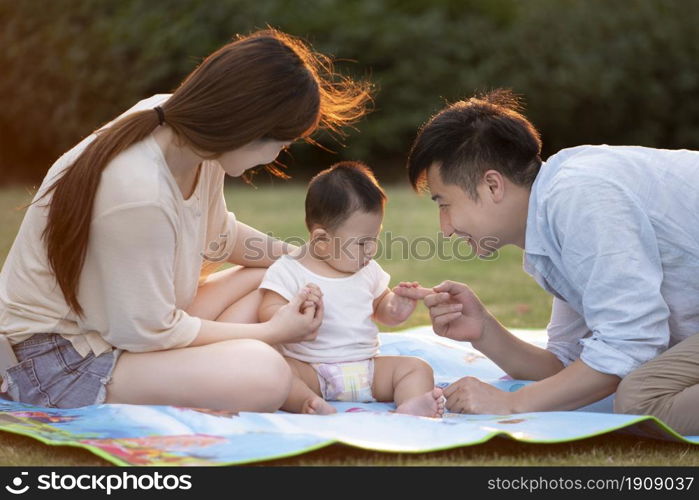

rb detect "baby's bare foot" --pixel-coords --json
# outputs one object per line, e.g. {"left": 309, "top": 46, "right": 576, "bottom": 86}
{"left": 301, "top": 396, "right": 337, "bottom": 415}
{"left": 395, "top": 387, "right": 445, "bottom": 418}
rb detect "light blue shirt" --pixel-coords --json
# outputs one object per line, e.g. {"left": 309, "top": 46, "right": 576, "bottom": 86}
{"left": 524, "top": 145, "right": 699, "bottom": 378}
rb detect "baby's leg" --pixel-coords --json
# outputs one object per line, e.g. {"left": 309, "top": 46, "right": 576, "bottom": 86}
{"left": 283, "top": 357, "right": 336, "bottom": 415}
{"left": 372, "top": 356, "right": 445, "bottom": 418}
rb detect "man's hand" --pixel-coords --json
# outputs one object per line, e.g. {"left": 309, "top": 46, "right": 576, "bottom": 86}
{"left": 443, "top": 376, "right": 516, "bottom": 414}
{"left": 424, "top": 281, "right": 489, "bottom": 342}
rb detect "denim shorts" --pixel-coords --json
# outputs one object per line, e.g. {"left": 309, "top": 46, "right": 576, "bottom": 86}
{"left": 3, "top": 333, "right": 122, "bottom": 408}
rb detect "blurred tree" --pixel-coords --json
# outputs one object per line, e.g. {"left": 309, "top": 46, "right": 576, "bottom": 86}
{"left": 1, "top": 0, "right": 698, "bottom": 185}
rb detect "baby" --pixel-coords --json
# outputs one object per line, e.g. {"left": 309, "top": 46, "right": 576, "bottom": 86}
{"left": 258, "top": 161, "right": 444, "bottom": 417}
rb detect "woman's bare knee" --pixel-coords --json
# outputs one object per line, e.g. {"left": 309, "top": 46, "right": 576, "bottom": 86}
{"left": 216, "top": 339, "right": 293, "bottom": 411}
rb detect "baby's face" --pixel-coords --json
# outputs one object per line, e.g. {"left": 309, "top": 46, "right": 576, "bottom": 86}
{"left": 324, "top": 210, "right": 383, "bottom": 273}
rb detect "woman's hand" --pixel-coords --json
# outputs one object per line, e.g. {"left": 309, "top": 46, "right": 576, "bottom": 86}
{"left": 267, "top": 284, "right": 323, "bottom": 343}
{"left": 423, "top": 280, "right": 490, "bottom": 342}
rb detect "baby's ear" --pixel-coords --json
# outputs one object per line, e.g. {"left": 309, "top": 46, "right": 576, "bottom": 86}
{"left": 310, "top": 227, "right": 330, "bottom": 242}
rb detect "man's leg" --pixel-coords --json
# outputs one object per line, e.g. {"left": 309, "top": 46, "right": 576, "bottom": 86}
{"left": 614, "top": 333, "right": 699, "bottom": 435}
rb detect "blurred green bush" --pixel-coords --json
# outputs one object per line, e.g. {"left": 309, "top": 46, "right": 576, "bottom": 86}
{"left": 1, "top": 0, "right": 698, "bottom": 184}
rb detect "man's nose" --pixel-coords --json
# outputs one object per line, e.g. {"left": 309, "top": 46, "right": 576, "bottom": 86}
{"left": 440, "top": 212, "right": 454, "bottom": 237}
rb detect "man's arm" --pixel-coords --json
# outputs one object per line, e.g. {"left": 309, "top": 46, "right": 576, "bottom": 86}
{"left": 425, "top": 281, "right": 564, "bottom": 381}
{"left": 513, "top": 359, "right": 620, "bottom": 412}
{"left": 472, "top": 314, "right": 565, "bottom": 381}
{"left": 444, "top": 358, "right": 620, "bottom": 414}
{"left": 425, "top": 281, "right": 614, "bottom": 413}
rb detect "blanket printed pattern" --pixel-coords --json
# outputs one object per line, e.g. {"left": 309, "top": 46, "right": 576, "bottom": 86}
{"left": 1, "top": 327, "right": 697, "bottom": 465}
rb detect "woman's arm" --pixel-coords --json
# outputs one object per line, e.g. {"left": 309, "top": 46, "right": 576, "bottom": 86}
{"left": 227, "top": 220, "right": 297, "bottom": 268}
{"left": 189, "top": 318, "right": 280, "bottom": 346}
{"left": 191, "top": 286, "right": 322, "bottom": 347}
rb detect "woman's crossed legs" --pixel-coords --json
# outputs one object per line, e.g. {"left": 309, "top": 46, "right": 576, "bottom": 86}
{"left": 106, "top": 266, "right": 292, "bottom": 412}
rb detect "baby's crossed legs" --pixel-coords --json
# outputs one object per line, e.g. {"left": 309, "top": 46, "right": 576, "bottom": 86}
{"left": 282, "top": 355, "right": 444, "bottom": 417}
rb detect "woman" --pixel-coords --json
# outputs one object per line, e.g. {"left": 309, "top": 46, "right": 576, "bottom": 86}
{"left": 0, "top": 29, "right": 371, "bottom": 412}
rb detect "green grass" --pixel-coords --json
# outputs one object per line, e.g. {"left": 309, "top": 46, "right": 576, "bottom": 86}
{"left": 1, "top": 182, "right": 697, "bottom": 466}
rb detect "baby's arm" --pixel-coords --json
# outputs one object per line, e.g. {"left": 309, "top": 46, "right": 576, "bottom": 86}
{"left": 258, "top": 284, "right": 324, "bottom": 343}
{"left": 373, "top": 281, "right": 433, "bottom": 326}
{"left": 258, "top": 289, "right": 290, "bottom": 323}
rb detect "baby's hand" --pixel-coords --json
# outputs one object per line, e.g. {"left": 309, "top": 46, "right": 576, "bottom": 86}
{"left": 301, "top": 283, "right": 323, "bottom": 313}
{"left": 392, "top": 281, "right": 433, "bottom": 301}
{"left": 386, "top": 282, "right": 429, "bottom": 322}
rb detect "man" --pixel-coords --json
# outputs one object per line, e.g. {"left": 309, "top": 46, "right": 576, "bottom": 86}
{"left": 401, "top": 89, "right": 699, "bottom": 435}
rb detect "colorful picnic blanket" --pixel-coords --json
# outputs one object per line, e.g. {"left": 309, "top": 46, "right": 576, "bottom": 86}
{"left": 1, "top": 327, "right": 697, "bottom": 466}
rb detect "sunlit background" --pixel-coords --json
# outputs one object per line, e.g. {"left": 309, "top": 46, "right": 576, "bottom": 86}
{"left": 1, "top": 0, "right": 699, "bottom": 467}
{"left": 2, "top": 0, "right": 698, "bottom": 329}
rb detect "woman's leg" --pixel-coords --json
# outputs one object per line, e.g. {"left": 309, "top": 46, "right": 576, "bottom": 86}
{"left": 185, "top": 266, "right": 266, "bottom": 322}
{"left": 107, "top": 266, "right": 288, "bottom": 412}
{"left": 614, "top": 333, "right": 699, "bottom": 435}
{"left": 105, "top": 339, "right": 292, "bottom": 412}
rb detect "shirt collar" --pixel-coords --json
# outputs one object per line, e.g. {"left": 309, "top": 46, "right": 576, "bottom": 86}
{"left": 523, "top": 162, "right": 548, "bottom": 256}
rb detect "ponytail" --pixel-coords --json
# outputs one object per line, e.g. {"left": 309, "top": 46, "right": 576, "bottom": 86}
{"left": 37, "top": 109, "right": 161, "bottom": 317}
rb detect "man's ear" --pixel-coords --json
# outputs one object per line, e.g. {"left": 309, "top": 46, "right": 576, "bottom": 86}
{"left": 483, "top": 170, "right": 505, "bottom": 203}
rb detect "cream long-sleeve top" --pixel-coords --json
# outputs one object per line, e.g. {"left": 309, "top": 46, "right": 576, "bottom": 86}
{"left": 0, "top": 94, "right": 238, "bottom": 357}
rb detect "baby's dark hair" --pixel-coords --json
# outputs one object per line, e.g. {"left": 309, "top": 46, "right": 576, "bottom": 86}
{"left": 305, "top": 161, "right": 386, "bottom": 232}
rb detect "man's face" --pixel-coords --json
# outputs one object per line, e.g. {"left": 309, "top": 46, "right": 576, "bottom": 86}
{"left": 426, "top": 163, "right": 502, "bottom": 257}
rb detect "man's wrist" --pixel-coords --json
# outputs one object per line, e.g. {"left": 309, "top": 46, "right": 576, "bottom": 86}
{"left": 471, "top": 312, "right": 496, "bottom": 351}
{"left": 509, "top": 386, "right": 529, "bottom": 413}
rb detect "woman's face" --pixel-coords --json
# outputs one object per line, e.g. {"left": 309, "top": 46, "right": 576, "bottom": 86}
{"left": 215, "top": 139, "right": 292, "bottom": 177}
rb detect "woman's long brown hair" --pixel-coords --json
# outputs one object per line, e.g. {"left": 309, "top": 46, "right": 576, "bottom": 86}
{"left": 34, "top": 29, "right": 372, "bottom": 318}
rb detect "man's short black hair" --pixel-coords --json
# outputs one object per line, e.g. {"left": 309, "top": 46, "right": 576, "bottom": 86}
{"left": 305, "top": 161, "right": 386, "bottom": 231}
{"left": 407, "top": 89, "right": 542, "bottom": 198}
